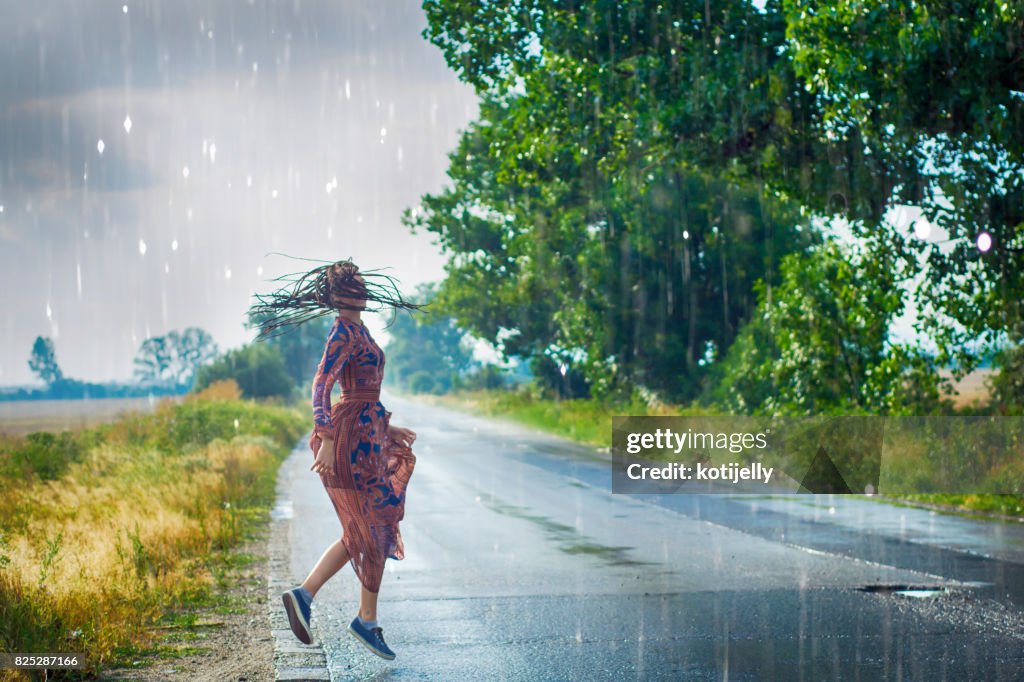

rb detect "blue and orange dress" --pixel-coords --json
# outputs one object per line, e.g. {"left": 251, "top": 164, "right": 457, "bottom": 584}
{"left": 309, "top": 315, "right": 416, "bottom": 594}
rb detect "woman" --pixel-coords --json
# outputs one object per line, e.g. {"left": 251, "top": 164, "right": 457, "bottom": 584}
{"left": 249, "top": 258, "right": 421, "bottom": 660}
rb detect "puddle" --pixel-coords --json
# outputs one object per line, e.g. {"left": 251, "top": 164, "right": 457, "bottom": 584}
{"left": 271, "top": 499, "right": 293, "bottom": 520}
{"left": 859, "top": 584, "right": 951, "bottom": 598}
{"left": 478, "top": 494, "right": 653, "bottom": 567}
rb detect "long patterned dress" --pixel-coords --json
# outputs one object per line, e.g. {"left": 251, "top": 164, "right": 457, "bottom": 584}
{"left": 309, "top": 315, "right": 416, "bottom": 594}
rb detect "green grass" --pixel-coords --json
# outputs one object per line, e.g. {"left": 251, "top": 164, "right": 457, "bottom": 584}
{"left": 0, "top": 396, "right": 306, "bottom": 679}
{"left": 425, "top": 388, "right": 1024, "bottom": 522}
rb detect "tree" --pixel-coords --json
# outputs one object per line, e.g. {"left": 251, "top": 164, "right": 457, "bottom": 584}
{"left": 784, "top": 0, "right": 1024, "bottom": 366}
{"left": 246, "top": 311, "right": 334, "bottom": 391}
{"left": 405, "top": 96, "right": 812, "bottom": 402}
{"left": 383, "top": 283, "right": 476, "bottom": 394}
{"left": 28, "top": 336, "right": 63, "bottom": 386}
{"left": 711, "top": 237, "right": 951, "bottom": 415}
{"left": 192, "top": 343, "right": 294, "bottom": 400}
{"left": 990, "top": 324, "right": 1024, "bottom": 415}
{"left": 134, "top": 328, "right": 218, "bottom": 390}
{"left": 420, "top": 0, "right": 1024, "bottom": 383}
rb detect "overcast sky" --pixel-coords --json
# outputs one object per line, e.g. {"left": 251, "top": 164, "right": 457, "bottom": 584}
{"left": 0, "top": 0, "right": 478, "bottom": 386}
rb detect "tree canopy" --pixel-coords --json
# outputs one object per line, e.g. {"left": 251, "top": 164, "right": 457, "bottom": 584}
{"left": 418, "top": 0, "right": 1024, "bottom": 401}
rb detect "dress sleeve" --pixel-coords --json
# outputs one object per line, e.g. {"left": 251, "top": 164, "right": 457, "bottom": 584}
{"left": 312, "top": 322, "right": 355, "bottom": 438}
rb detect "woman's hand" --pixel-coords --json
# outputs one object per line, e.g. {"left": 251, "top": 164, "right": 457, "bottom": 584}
{"left": 388, "top": 425, "right": 416, "bottom": 448}
{"left": 311, "top": 436, "right": 335, "bottom": 476}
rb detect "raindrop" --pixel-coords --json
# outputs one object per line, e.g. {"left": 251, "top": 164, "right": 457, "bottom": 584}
{"left": 977, "top": 232, "right": 992, "bottom": 252}
{"left": 271, "top": 189, "right": 278, "bottom": 199}
{"left": 123, "top": 115, "right": 132, "bottom": 133}
{"left": 327, "top": 225, "right": 333, "bottom": 239}
{"left": 46, "top": 302, "right": 52, "bottom": 320}
{"left": 209, "top": 143, "right": 217, "bottom": 164}
{"left": 122, "top": 4, "right": 127, "bottom": 13}
{"left": 397, "top": 146, "right": 403, "bottom": 163}
{"left": 252, "top": 61, "right": 259, "bottom": 73}
{"left": 171, "top": 239, "right": 178, "bottom": 251}
{"left": 97, "top": 139, "right": 105, "bottom": 154}
{"left": 164, "top": 263, "right": 170, "bottom": 274}
{"left": 186, "top": 209, "right": 193, "bottom": 222}
{"left": 139, "top": 239, "right": 147, "bottom": 255}
{"left": 345, "top": 80, "right": 351, "bottom": 99}
{"left": 325, "top": 181, "right": 333, "bottom": 194}
{"left": 380, "top": 127, "right": 387, "bottom": 137}
{"left": 257, "top": 265, "right": 263, "bottom": 277}
{"left": 224, "top": 267, "right": 232, "bottom": 280}
{"left": 246, "top": 175, "right": 253, "bottom": 187}
{"left": 76, "top": 264, "right": 82, "bottom": 297}
{"left": 0, "top": 205, "right": 4, "bottom": 213}
{"left": 182, "top": 166, "right": 190, "bottom": 179}
{"left": 683, "top": 230, "right": 690, "bottom": 239}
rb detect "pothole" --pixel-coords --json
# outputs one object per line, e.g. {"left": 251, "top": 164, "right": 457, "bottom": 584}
{"left": 859, "top": 584, "right": 951, "bottom": 598}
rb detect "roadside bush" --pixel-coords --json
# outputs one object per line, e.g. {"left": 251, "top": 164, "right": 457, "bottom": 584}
{"left": 193, "top": 343, "right": 295, "bottom": 399}
{"left": 407, "top": 371, "right": 437, "bottom": 394}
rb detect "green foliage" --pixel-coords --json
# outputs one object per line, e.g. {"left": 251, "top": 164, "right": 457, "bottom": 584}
{"left": 407, "top": 371, "right": 437, "bottom": 394}
{"left": 712, "top": 237, "right": 952, "bottom": 415}
{"left": 193, "top": 343, "right": 294, "bottom": 400}
{"left": 383, "top": 283, "right": 475, "bottom": 394}
{"left": 159, "top": 399, "right": 303, "bottom": 450}
{"left": 134, "top": 327, "right": 218, "bottom": 390}
{"left": 6, "top": 431, "right": 86, "bottom": 481}
{"left": 459, "top": 364, "right": 508, "bottom": 391}
{"left": 406, "top": 96, "right": 812, "bottom": 402}
{"left": 246, "top": 311, "right": 334, "bottom": 391}
{"left": 782, "top": 0, "right": 1024, "bottom": 362}
{"left": 421, "top": 0, "right": 1024, "bottom": 397}
{"left": 0, "top": 398, "right": 306, "bottom": 677}
{"left": 990, "top": 325, "right": 1024, "bottom": 415}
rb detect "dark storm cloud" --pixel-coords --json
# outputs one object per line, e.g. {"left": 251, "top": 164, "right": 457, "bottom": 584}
{"left": 0, "top": 0, "right": 478, "bottom": 385}
{"left": 1, "top": 101, "right": 159, "bottom": 193}
{"left": 0, "top": 0, "right": 454, "bottom": 195}
{"left": 0, "top": 0, "right": 446, "bottom": 103}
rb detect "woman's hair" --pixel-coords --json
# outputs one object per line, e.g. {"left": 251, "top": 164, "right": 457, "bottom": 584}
{"left": 248, "top": 257, "right": 425, "bottom": 337}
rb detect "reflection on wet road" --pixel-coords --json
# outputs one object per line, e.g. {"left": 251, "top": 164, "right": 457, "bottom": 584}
{"left": 279, "top": 393, "right": 1024, "bottom": 681}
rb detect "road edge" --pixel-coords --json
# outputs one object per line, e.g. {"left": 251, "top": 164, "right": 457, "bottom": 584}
{"left": 267, "top": 442, "right": 332, "bottom": 682}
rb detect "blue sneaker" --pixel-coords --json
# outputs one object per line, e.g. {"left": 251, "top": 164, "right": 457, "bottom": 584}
{"left": 282, "top": 587, "right": 313, "bottom": 644}
{"left": 348, "top": 617, "right": 396, "bottom": 660}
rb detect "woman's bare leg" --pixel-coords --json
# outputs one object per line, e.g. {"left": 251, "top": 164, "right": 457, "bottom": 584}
{"left": 301, "top": 538, "right": 350, "bottom": 597}
{"left": 358, "top": 584, "right": 380, "bottom": 622}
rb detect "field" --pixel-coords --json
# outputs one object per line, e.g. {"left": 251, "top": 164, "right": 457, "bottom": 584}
{"left": 945, "top": 369, "right": 994, "bottom": 409}
{"left": 0, "top": 397, "right": 176, "bottom": 437}
{"left": 0, "top": 387, "right": 307, "bottom": 679}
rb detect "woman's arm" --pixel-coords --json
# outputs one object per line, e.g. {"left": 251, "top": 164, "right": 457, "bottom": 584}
{"left": 312, "top": 322, "right": 355, "bottom": 438}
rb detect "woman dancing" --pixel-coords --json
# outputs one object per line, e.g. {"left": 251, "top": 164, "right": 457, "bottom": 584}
{"left": 249, "top": 258, "right": 421, "bottom": 660}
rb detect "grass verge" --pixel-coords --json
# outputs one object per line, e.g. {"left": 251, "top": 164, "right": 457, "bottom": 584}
{"left": 417, "top": 388, "right": 1023, "bottom": 523}
{"left": 0, "top": 393, "right": 306, "bottom": 680}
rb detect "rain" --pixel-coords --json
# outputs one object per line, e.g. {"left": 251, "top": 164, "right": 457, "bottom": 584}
{"left": 1, "top": 2, "right": 1023, "bottom": 680}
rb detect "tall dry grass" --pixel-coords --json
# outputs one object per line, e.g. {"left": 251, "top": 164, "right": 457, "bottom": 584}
{"left": 0, "top": 387, "right": 305, "bottom": 680}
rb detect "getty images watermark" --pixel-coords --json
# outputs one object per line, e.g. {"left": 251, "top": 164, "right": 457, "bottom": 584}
{"left": 611, "top": 416, "right": 1024, "bottom": 495}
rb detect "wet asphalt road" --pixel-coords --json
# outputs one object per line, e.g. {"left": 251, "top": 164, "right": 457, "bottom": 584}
{"left": 278, "top": 393, "right": 1024, "bottom": 681}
